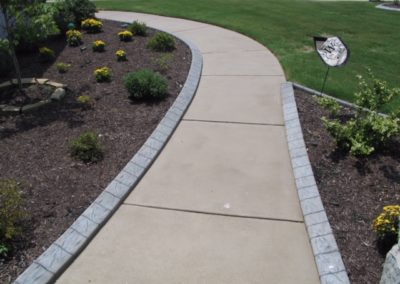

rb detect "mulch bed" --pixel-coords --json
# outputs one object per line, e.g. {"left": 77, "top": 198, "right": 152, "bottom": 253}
{"left": 0, "top": 19, "right": 191, "bottom": 283}
{"left": 295, "top": 89, "right": 400, "bottom": 284}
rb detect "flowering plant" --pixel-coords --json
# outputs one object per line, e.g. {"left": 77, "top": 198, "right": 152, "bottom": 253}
{"left": 66, "top": 30, "right": 82, "bottom": 47}
{"left": 81, "top": 18, "right": 103, "bottom": 33}
{"left": 373, "top": 205, "right": 400, "bottom": 241}
{"left": 115, "top": 50, "right": 127, "bottom": 61}
{"left": 92, "top": 40, "right": 106, "bottom": 52}
{"left": 94, "top": 67, "right": 111, "bottom": 82}
{"left": 118, "top": 30, "right": 133, "bottom": 42}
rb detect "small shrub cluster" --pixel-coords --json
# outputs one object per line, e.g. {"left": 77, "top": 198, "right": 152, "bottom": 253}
{"left": 56, "top": 62, "right": 71, "bottom": 73}
{"left": 0, "top": 179, "right": 24, "bottom": 257}
{"left": 82, "top": 18, "right": 103, "bottom": 33}
{"left": 39, "top": 47, "right": 55, "bottom": 62}
{"left": 76, "top": 95, "right": 92, "bottom": 109}
{"left": 152, "top": 53, "right": 174, "bottom": 73}
{"left": 94, "top": 66, "right": 111, "bottom": 82}
{"left": 66, "top": 30, "right": 82, "bottom": 47}
{"left": 128, "top": 21, "right": 147, "bottom": 36}
{"left": 373, "top": 205, "right": 400, "bottom": 247}
{"left": 320, "top": 70, "right": 400, "bottom": 156}
{"left": 70, "top": 131, "right": 103, "bottom": 163}
{"left": 115, "top": 50, "right": 127, "bottom": 62}
{"left": 118, "top": 30, "right": 133, "bottom": 42}
{"left": 124, "top": 69, "right": 167, "bottom": 100}
{"left": 92, "top": 40, "right": 106, "bottom": 52}
{"left": 147, "top": 32, "right": 176, "bottom": 52}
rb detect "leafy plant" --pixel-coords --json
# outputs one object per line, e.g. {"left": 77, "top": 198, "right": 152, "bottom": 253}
{"left": 115, "top": 50, "right": 127, "bottom": 61}
{"left": 317, "top": 96, "right": 341, "bottom": 117}
{"left": 66, "top": 29, "right": 82, "bottom": 47}
{"left": 39, "top": 47, "right": 55, "bottom": 62}
{"left": 0, "top": 243, "right": 9, "bottom": 258}
{"left": 92, "top": 40, "right": 106, "bottom": 52}
{"left": 76, "top": 95, "right": 92, "bottom": 109}
{"left": 56, "top": 62, "right": 71, "bottom": 73}
{"left": 320, "top": 70, "right": 400, "bottom": 156}
{"left": 0, "top": 179, "right": 24, "bottom": 243}
{"left": 147, "top": 32, "right": 176, "bottom": 52}
{"left": 128, "top": 20, "right": 147, "bottom": 36}
{"left": 118, "top": 30, "right": 133, "bottom": 42}
{"left": 70, "top": 131, "right": 103, "bottom": 163}
{"left": 152, "top": 53, "right": 174, "bottom": 73}
{"left": 53, "top": 0, "right": 97, "bottom": 32}
{"left": 373, "top": 205, "right": 400, "bottom": 244}
{"left": 124, "top": 69, "right": 168, "bottom": 99}
{"left": 94, "top": 67, "right": 111, "bottom": 82}
{"left": 81, "top": 18, "right": 103, "bottom": 33}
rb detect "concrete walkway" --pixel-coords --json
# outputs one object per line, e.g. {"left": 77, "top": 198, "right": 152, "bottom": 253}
{"left": 57, "top": 11, "right": 319, "bottom": 283}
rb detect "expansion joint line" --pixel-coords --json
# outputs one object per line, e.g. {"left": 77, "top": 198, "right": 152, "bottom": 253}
{"left": 182, "top": 118, "right": 284, "bottom": 127}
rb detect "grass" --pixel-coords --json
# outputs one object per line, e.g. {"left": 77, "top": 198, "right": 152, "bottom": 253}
{"left": 96, "top": 0, "right": 400, "bottom": 112}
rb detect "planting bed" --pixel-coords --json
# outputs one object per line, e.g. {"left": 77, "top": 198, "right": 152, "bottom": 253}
{"left": 0, "top": 19, "right": 191, "bottom": 283}
{"left": 295, "top": 89, "right": 400, "bottom": 284}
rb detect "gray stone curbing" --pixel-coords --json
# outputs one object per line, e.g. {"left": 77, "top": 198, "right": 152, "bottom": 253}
{"left": 281, "top": 82, "right": 350, "bottom": 284}
{"left": 376, "top": 3, "right": 400, "bottom": 12}
{"left": 14, "top": 26, "right": 203, "bottom": 284}
{"left": 380, "top": 244, "right": 400, "bottom": 284}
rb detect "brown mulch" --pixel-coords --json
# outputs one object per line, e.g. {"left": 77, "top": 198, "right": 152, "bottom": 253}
{"left": 295, "top": 89, "right": 400, "bottom": 284}
{"left": 0, "top": 19, "right": 191, "bottom": 283}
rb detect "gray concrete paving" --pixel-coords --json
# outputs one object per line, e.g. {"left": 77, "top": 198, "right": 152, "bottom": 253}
{"left": 57, "top": 11, "right": 320, "bottom": 283}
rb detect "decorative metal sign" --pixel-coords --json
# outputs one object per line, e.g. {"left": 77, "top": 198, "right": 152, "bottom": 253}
{"left": 314, "top": 36, "right": 349, "bottom": 67}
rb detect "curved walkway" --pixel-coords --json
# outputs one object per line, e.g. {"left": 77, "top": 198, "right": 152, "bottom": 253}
{"left": 57, "top": 11, "right": 319, "bottom": 283}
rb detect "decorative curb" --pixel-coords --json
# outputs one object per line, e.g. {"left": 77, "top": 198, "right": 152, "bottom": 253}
{"left": 281, "top": 82, "right": 350, "bottom": 284}
{"left": 0, "top": 78, "right": 67, "bottom": 115}
{"left": 14, "top": 29, "right": 203, "bottom": 283}
{"left": 380, "top": 244, "right": 400, "bottom": 283}
{"left": 376, "top": 3, "right": 400, "bottom": 12}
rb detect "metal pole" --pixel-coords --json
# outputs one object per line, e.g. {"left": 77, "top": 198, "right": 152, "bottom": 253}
{"left": 320, "top": 66, "right": 330, "bottom": 96}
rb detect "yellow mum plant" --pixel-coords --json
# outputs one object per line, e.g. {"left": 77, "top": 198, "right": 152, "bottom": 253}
{"left": 118, "top": 30, "right": 133, "bottom": 42}
{"left": 115, "top": 50, "right": 127, "bottom": 61}
{"left": 81, "top": 18, "right": 103, "bottom": 33}
{"left": 92, "top": 40, "right": 106, "bottom": 52}
{"left": 373, "top": 205, "right": 400, "bottom": 240}
{"left": 94, "top": 67, "right": 111, "bottom": 82}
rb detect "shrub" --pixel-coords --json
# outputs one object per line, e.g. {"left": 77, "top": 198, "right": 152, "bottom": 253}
{"left": 373, "top": 205, "right": 400, "bottom": 244}
{"left": 124, "top": 69, "right": 168, "bottom": 99}
{"left": 92, "top": 40, "right": 106, "bottom": 52}
{"left": 70, "top": 131, "right": 103, "bottom": 163}
{"left": 320, "top": 70, "right": 400, "bottom": 156}
{"left": 94, "top": 67, "right": 111, "bottom": 82}
{"left": 128, "top": 21, "right": 147, "bottom": 36}
{"left": 152, "top": 53, "right": 174, "bottom": 73}
{"left": 0, "top": 179, "right": 24, "bottom": 244}
{"left": 317, "top": 96, "right": 341, "bottom": 117}
{"left": 118, "top": 30, "right": 133, "bottom": 42}
{"left": 81, "top": 18, "right": 103, "bottom": 34}
{"left": 53, "top": 0, "right": 97, "bottom": 32}
{"left": 66, "top": 30, "right": 82, "bottom": 47}
{"left": 39, "top": 47, "right": 55, "bottom": 62}
{"left": 147, "top": 32, "right": 176, "bottom": 52}
{"left": 115, "top": 50, "right": 127, "bottom": 61}
{"left": 56, "top": 62, "right": 71, "bottom": 73}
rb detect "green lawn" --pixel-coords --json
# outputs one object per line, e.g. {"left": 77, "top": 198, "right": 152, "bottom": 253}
{"left": 96, "top": 0, "right": 400, "bottom": 112}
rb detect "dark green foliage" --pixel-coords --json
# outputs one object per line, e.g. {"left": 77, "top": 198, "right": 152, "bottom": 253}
{"left": 147, "top": 32, "right": 175, "bottom": 52}
{"left": 128, "top": 21, "right": 147, "bottom": 36}
{"left": 0, "top": 179, "right": 24, "bottom": 251}
{"left": 53, "top": 0, "right": 97, "bottom": 32}
{"left": 124, "top": 69, "right": 168, "bottom": 99}
{"left": 70, "top": 131, "right": 104, "bottom": 163}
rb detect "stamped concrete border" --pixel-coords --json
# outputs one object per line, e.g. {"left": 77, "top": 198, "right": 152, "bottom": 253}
{"left": 14, "top": 29, "right": 203, "bottom": 284}
{"left": 281, "top": 82, "right": 350, "bottom": 284}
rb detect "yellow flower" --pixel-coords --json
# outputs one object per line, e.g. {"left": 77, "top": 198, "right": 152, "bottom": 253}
{"left": 118, "top": 30, "right": 133, "bottom": 41}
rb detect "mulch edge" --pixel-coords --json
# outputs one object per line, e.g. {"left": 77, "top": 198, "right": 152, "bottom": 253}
{"left": 281, "top": 82, "right": 350, "bottom": 284}
{"left": 13, "top": 26, "right": 203, "bottom": 284}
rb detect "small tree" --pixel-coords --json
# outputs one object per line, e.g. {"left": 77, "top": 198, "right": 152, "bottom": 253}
{"left": 0, "top": 0, "right": 58, "bottom": 92}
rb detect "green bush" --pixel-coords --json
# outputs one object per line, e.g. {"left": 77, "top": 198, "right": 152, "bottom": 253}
{"left": 317, "top": 96, "right": 341, "bottom": 117}
{"left": 321, "top": 70, "right": 400, "bottom": 156}
{"left": 56, "top": 62, "right": 71, "bottom": 73}
{"left": 128, "top": 21, "right": 147, "bottom": 36}
{"left": 70, "top": 131, "right": 103, "bottom": 163}
{"left": 53, "top": 0, "right": 97, "bottom": 32}
{"left": 0, "top": 179, "right": 24, "bottom": 248}
{"left": 124, "top": 69, "right": 168, "bottom": 99}
{"left": 147, "top": 32, "right": 176, "bottom": 52}
{"left": 152, "top": 53, "right": 174, "bottom": 73}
